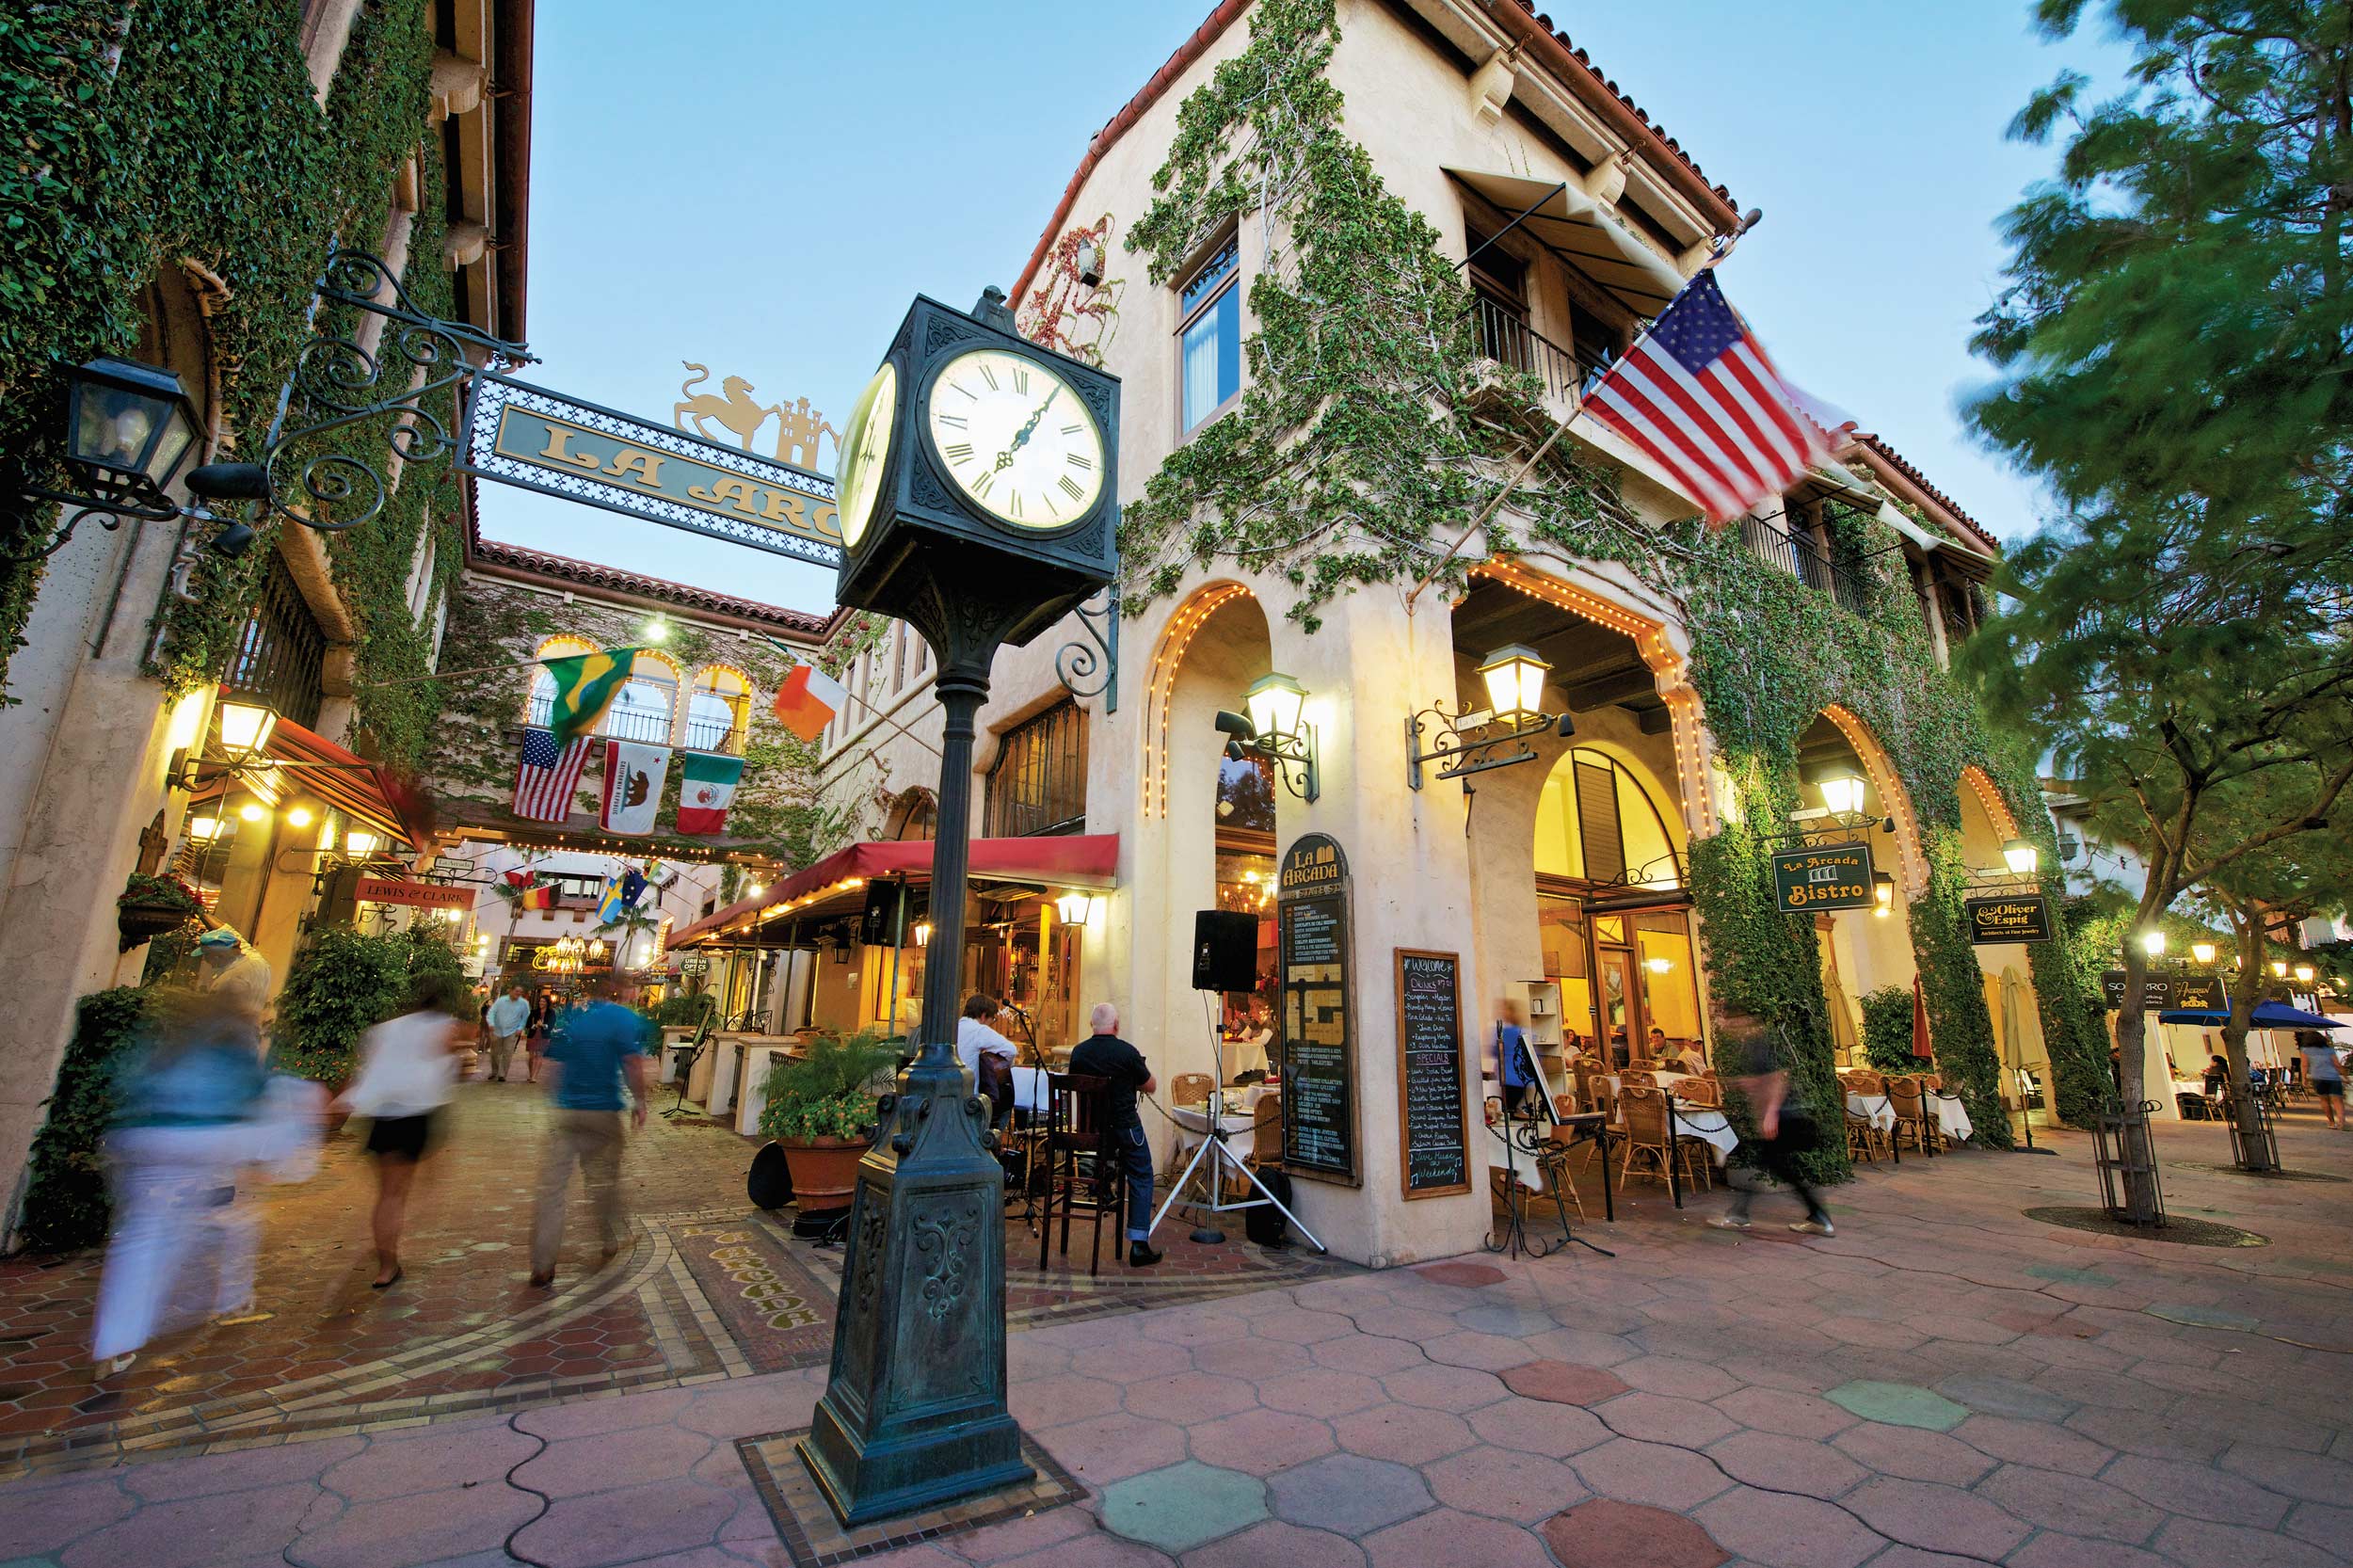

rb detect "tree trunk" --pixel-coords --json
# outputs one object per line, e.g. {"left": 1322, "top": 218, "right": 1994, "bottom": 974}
{"left": 2110, "top": 922, "right": 2160, "bottom": 1222}
{"left": 2224, "top": 911, "right": 2272, "bottom": 1171}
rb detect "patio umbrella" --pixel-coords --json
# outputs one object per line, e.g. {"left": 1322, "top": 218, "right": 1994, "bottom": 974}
{"left": 2153, "top": 1001, "right": 2344, "bottom": 1029}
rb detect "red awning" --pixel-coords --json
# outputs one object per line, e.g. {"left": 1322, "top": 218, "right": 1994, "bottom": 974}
{"left": 265, "top": 720, "right": 432, "bottom": 850}
{"left": 670, "top": 834, "right": 1118, "bottom": 947}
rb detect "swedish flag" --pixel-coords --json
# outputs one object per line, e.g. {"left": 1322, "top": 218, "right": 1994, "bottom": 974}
{"left": 540, "top": 646, "right": 637, "bottom": 747}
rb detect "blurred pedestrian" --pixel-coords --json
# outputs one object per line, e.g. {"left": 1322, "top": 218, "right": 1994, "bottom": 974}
{"left": 342, "top": 971, "right": 470, "bottom": 1288}
{"left": 526, "top": 988, "right": 556, "bottom": 1082}
{"left": 91, "top": 988, "right": 270, "bottom": 1376}
{"left": 484, "top": 984, "right": 531, "bottom": 1086}
{"left": 192, "top": 927, "right": 271, "bottom": 1029}
{"left": 527, "top": 975, "right": 649, "bottom": 1288}
{"left": 2297, "top": 1029, "right": 2345, "bottom": 1130}
{"left": 1713, "top": 1028, "right": 1833, "bottom": 1237}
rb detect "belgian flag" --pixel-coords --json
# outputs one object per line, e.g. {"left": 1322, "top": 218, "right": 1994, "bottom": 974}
{"left": 540, "top": 646, "right": 638, "bottom": 747}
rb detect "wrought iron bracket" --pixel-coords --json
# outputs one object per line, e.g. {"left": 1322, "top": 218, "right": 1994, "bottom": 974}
{"left": 1758, "top": 814, "right": 1893, "bottom": 847}
{"left": 246, "top": 243, "right": 534, "bottom": 534}
{"left": 6, "top": 477, "right": 187, "bottom": 564}
{"left": 1405, "top": 703, "right": 1564, "bottom": 791}
{"left": 1054, "top": 584, "right": 1119, "bottom": 713}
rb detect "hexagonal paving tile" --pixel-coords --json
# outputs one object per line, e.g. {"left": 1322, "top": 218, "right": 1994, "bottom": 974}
{"left": 1541, "top": 1496, "right": 1728, "bottom": 1568}
{"left": 1267, "top": 1451, "right": 1435, "bottom": 1535}
{"left": 1825, "top": 1380, "right": 1968, "bottom": 1432}
{"left": 1501, "top": 1360, "right": 1629, "bottom": 1407}
{"left": 1099, "top": 1459, "right": 1269, "bottom": 1554}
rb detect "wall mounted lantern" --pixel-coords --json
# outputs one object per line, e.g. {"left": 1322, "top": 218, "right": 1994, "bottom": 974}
{"left": 2000, "top": 838, "right": 2039, "bottom": 875}
{"left": 2295, "top": 964, "right": 2315, "bottom": 984}
{"left": 1872, "top": 872, "right": 1895, "bottom": 918}
{"left": 912, "top": 919, "right": 933, "bottom": 948}
{"left": 2140, "top": 929, "right": 2167, "bottom": 958}
{"left": 1240, "top": 672, "right": 1321, "bottom": 802}
{"left": 2270, "top": 959, "right": 2289, "bottom": 979}
{"left": 1816, "top": 772, "right": 1867, "bottom": 818}
{"left": 1405, "top": 645, "right": 1567, "bottom": 791}
{"left": 2190, "top": 941, "right": 2217, "bottom": 967}
{"left": 1054, "top": 890, "right": 1102, "bottom": 926}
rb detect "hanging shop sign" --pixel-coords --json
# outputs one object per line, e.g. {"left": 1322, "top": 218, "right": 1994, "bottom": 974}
{"left": 353, "top": 877, "right": 473, "bottom": 912}
{"left": 1964, "top": 894, "right": 2052, "bottom": 945}
{"left": 1769, "top": 841, "right": 1876, "bottom": 912}
{"left": 460, "top": 375, "right": 843, "bottom": 567}
{"left": 1394, "top": 949, "right": 1472, "bottom": 1200}
{"left": 2099, "top": 971, "right": 2225, "bottom": 1011}
{"left": 1278, "top": 833, "right": 1359, "bottom": 1186}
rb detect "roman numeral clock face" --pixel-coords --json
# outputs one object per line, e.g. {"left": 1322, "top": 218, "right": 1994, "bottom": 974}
{"left": 925, "top": 348, "right": 1105, "bottom": 529}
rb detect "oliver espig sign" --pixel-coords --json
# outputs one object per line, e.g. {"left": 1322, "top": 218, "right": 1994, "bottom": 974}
{"left": 460, "top": 375, "right": 843, "bottom": 567}
{"left": 1964, "top": 893, "right": 2052, "bottom": 945}
{"left": 1769, "top": 842, "right": 1876, "bottom": 913}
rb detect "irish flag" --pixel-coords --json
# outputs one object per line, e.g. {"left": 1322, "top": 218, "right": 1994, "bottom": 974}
{"left": 773, "top": 663, "right": 847, "bottom": 743}
{"left": 677, "top": 752, "right": 745, "bottom": 836}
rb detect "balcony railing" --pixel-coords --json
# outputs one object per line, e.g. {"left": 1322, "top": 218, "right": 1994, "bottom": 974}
{"left": 683, "top": 712, "right": 739, "bottom": 753}
{"left": 1739, "top": 516, "right": 1873, "bottom": 618}
{"left": 220, "top": 555, "right": 326, "bottom": 729}
{"left": 1472, "top": 295, "right": 1601, "bottom": 406}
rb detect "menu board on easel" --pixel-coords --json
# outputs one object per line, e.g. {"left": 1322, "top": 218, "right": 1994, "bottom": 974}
{"left": 1395, "top": 949, "right": 1471, "bottom": 1199}
{"left": 1278, "top": 832, "right": 1359, "bottom": 1185}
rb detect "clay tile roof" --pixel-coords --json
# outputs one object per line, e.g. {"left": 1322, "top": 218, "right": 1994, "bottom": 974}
{"left": 1515, "top": 1, "right": 1738, "bottom": 211}
{"left": 1853, "top": 434, "right": 2002, "bottom": 553}
{"left": 466, "top": 528, "right": 834, "bottom": 637}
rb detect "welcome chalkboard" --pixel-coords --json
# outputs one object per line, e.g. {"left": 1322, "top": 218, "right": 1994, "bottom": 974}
{"left": 1394, "top": 949, "right": 1471, "bottom": 1199}
{"left": 1279, "top": 833, "right": 1358, "bottom": 1185}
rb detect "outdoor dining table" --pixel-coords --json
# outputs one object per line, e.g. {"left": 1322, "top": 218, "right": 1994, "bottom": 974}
{"left": 1846, "top": 1092, "right": 1897, "bottom": 1132}
{"left": 1927, "top": 1090, "right": 1975, "bottom": 1142}
{"left": 1168, "top": 1083, "right": 1275, "bottom": 1161}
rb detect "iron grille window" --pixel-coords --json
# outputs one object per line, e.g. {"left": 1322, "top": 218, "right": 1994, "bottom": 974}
{"left": 984, "top": 700, "right": 1088, "bottom": 838}
{"left": 220, "top": 553, "right": 326, "bottom": 729}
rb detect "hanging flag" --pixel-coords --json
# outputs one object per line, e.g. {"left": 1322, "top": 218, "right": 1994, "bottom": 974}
{"left": 620, "top": 867, "right": 648, "bottom": 907}
{"left": 599, "top": 741, "right": 670, "bottom": 835}
{"left": 677, "top": 751, "right": 745, "bottom": 835}
{"left": 596, "top": 872, "right": 627, "bottom": 924}
{"left": 772, "top": 662, "right": 848, "bottom": 743}
{"left": 1580, "top": 271, "right": 1837, "bottom": 525}
{"left": 541, "top": 646, "right": 639, "bottom": 746}
{"left": 520, "top": 882, "right": 557, "bottom": 911}
{"left": 503, "top": 867, "right": 534, "bottom": 888}
{"left": 511, "top": 728, "right": 593, "bottom": 824}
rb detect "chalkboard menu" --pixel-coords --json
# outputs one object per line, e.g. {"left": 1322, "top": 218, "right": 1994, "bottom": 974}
{"left": 1279, "top": 833, "right": 1358, "bottom": 1185}
{"left": 1394, "top": 950, "right": 1472, "bottom": 1199}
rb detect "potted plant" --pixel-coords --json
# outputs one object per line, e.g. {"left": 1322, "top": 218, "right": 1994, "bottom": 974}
{"left": 117, "top": 872, "right": 202, "bottom": 952}
{"left": 756, "top": 1030, "right": 896, "bottom": 1218}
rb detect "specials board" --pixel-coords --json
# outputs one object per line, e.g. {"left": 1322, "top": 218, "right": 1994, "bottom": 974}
{"left": 1279, "top": 833, "right": 1359, "bottom": 1185}
{"left": 1964, "top": 893, "right": 2052, "bottom": 945}
{"left": 1394, "top": 949, "right": 1472, "bottom": 1199}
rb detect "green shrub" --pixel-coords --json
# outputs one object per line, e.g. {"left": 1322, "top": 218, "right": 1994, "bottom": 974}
{"left": 19, "top": 988, "right": 152, "bottom": 1253}
{"left": 270, "top": 925, "right": 406, "bottom": 1085}
{"left": 649, "top": 992, "right": 717, "bottom": 1028}
{"left": 758, "top": 1030, "right": 896, "bottom": 1143}
{"left": 1860, "top": 986, "right": 1919, "bottom": 1073}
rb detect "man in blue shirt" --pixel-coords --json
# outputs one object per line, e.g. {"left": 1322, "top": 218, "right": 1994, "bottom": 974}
{"left": 484, "top": 984, "right": 532, "bottom": 1085}
{"left": 528, "top": 978, "right": 651, "bottom": 1287}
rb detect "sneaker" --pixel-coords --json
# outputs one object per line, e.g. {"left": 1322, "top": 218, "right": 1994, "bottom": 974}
{"left": 1788, "top": 1218, "right": 1835, "bottom": 1237}
{"left": 1709, "top": 1214, "right": 1752, "bottom": 1231}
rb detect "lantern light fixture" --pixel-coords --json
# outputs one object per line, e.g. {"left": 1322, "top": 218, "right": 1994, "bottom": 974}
{"left": 1817, "top": 772, "right": 1867, "bottom": 818}
{"left": 2000, "top": 838, "right": 2039, "bottom": 875}
{"left": 2295, "top": 964, "right": 2315, "bottom": 984}
{"left": 9, "top": 357, "right": 225, "bottom": 564}
{"left": 216, "top": 699, "right": 278, "bottom": 756}
{"left": 2140, "top": 929, "right": 2166, "bottom": 957}
{"left": 1055, "top": 889, "right": 1101, "bottom": 926}
{"left": 912, "top": 920, "right": 932, "bottom": 948}
{"left": 1238, "top": 672, "right": 1320, "bottom": 802}
{"left": 186, "top": 814, "right": 221, "bottom": 843}
{"left": 1872, "top": 872, "right": 1895, "bottom": 918}
{"left": 236, "top": 801, "right": 267, "bottom": 824}
{"left": 1476, "top": 645, "right": 1550, "bottom": 728}
{"left": 2190, "top": 941, "right": 2217, "bottom": 967}
{"left": 284, "top": 805, "right": 314, "bottom": 829}
{"left": 1643, "top": 954, "right": 1672, "bottom": 975}
{"left": 1406, "top": 646, "right": 1565, "bottom": 791}
{"left": 344, "top": 830, "right": 380, "bottom": 858}
{"left": 2271, "top": 959, "right": 2289, "bottom": 979}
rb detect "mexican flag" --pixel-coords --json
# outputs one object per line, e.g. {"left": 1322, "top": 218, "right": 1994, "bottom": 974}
{"left": 677, "top": 752, "right": 745, "bottom": 836}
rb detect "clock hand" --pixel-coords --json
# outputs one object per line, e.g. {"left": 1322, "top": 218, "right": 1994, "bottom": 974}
{"left": 992, "top": 386, "right": 1063, "bottom": 471}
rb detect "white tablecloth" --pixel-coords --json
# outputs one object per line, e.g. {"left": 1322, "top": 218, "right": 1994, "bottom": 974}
{"left": 1929, "top": 1093, "right": 1974, "bottom": 1142}
{"left": 1846, "top": 1092, "right": 1897, "bottom": 1132}
{"left": 1666, "top": 1103, "right": 1738, "bottom": 1165}
{"left": 1170, "top": 1087, "right": 1273, "bottom": 1160}
{"left": 1845, "top": 1090, "right": 1974, "bottom": 1143}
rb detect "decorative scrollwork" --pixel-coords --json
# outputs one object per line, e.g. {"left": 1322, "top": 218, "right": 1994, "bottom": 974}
{"left": 1054, "top": 584, "right": 1119, "bottom": 712}
{"left": 258, "top": 242, "right": 533, "bottom": 534}
{"left": 1404, "top": 701, "right": 1560, "bottom": 790}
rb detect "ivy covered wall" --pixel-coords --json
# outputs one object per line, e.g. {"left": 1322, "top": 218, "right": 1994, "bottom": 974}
{"left": 0, "top": 0, "right": 461, "bottom": 764}
{"left": 424, "top": 576, "right": 874, "bottom": 871}
{"left": 1112, "top": 0, "right": 2111, "bottom": 1160}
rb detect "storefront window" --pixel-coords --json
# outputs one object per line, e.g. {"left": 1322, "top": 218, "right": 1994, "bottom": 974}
{"left": 984, "top": 700, "right": 1088, "bottom": 837}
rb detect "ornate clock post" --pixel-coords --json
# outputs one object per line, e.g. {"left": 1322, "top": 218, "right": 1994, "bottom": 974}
{"left": 797, "top": 288, "right": 1117, "bottom": 1527}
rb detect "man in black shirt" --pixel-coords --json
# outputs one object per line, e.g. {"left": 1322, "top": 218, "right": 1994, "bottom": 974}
{"left": 1713, "top": 1030, "right": 1833, "bottom": 1236}
{"left": 1068, "top": 1001, "right": 1162, "bottom": 1267}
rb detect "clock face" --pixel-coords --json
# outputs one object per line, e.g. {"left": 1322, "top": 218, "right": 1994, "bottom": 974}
{"left": 836, "top": 362, "right": 898, "bottom": 549}
{"left": 924, "top": 347, "right": 1105, "bottom": 529}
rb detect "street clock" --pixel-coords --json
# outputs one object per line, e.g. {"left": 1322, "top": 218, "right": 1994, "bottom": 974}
{"left": 832, "top": 289, "right": 1118, "bottom": 652}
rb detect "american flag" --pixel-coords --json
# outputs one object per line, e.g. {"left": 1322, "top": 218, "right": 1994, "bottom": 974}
{"left": 511, "top": 728, "right": 591, "bottom": 824}
{"left": 1581, "top": 271, "right": 1835, "bottom": 524}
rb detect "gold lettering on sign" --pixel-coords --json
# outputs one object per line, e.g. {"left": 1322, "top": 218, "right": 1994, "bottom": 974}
{"left": 686, "top": 477, "right": 763, "bottom": 515}
{"left": 603, "top": 449, "right": 666, "bottom": 488}
{"left": 537, "top": 424, "right": 600, "bottom": 470}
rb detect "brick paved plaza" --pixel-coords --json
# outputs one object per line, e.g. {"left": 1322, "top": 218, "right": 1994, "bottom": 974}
{"left": 1, "top": 1083, "right": 2348, "bottom": 1568}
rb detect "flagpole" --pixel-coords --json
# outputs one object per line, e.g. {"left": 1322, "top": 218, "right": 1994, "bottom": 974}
{"left": 760, "top": 636, "right": 943, "bottom": 760}
{"left": 1402, "top": 208, "right": 1764, "bottom": 610}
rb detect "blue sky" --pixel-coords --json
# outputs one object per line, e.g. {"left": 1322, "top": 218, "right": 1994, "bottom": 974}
{"left": 482, "top": 1, "right": 2108, "bottom": 613}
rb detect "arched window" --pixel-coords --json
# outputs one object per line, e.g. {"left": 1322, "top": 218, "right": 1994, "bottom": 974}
{"left": 685, "top": 665, "right": 750, "bottom": 754}
{"left": 527, "top": 637, "right": 596, "bottom": 728}
{"left": 1532, "top": 748, "right": 1683, "bottom": 888}
{"left": 885, "top": 788, "right": 936, "bottom": 842}
{"left": 604, "top": 653, "right": 680, "bottom": 744}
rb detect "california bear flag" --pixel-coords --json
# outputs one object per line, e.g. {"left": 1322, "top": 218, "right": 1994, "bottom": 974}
{"left": 600, "top": 740, "right": 669, "bottom": 835}
{"left": 676, "top": 751, "right": 744, "bottom": 836}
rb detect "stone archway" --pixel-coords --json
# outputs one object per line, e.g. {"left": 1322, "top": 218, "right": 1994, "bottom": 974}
{"left": 1798, "top": 710, "right": 1923, "bottom": 1065}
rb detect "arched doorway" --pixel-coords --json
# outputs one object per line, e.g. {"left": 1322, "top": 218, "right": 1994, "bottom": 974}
{"left": 1798, "top": 710, "right": 1920, "bottom": 1067}
{"left": 1958, "top": 766, "right": 2051, "bottom": 1136}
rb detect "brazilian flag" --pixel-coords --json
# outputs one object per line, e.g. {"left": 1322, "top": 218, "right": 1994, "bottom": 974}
{"left": 541, "top": 646, "right": 638, "bottom": 747}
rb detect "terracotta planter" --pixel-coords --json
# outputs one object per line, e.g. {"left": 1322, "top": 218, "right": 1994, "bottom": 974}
{"left": 776, "top": 1136, "right": 868, "bottom": 1213}
{"left": 117, "top": 902, "right": 193, "bottom": 952}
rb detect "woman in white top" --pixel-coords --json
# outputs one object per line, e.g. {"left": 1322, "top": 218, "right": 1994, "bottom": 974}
{"left": 956, "top": 993, "right": 1020, "bottom": 1128}
{"left": 341, "top": 971, "right": 469, "bottom": 1288}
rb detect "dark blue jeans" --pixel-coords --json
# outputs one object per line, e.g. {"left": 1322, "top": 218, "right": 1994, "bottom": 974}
{"left": 1109, "top": 1125, "right": 1154, "bottom": 1241}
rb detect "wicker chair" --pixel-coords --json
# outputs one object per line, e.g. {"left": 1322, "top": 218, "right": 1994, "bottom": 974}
{"left": 1170, "top": 1073, "right": 1213, "bottom": 1108}
{"left": 1885, "top": 1075, "right": 1936, "bottom": 1157}
{"left": 1617, "top": 1086, "right": 1710, "bottom": 1192}
{"left": 1674, "top": 1077, "right": 1721, "bottom": 1109}
{"left": 1840, "top": 1071, "right": 1892, "bottom": 1163}
{"left": 1244, "top": 1094, "right": 1283, "bottom": 1171}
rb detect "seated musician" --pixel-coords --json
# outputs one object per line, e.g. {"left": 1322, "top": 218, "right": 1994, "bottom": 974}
{"left": 956, "top": 992, "right": 1019, "bottom": 1130}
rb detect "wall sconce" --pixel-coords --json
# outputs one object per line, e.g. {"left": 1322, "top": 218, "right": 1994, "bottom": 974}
{"left": 1643, "top": 954, "right": 1672, "bottom": 975}
{"left": 8, "top": 357, "right": 238, "bottom": 563}
{"left": 2295, "top": 964, "right": 2315, "bottom": 984}
{"left": 236, "top": 800, "right": 268, "bottom": 824}
{"left": 186, "top": 814, "right": 221, "bottom": 844}
{"left": 1055, "top": 890, "right": 1102, "bottom": 925}
{"left": 1405, "top": 646, "right": 1565, "bottom": 791}
{"left": 2140, "top": 929, "right": 2167, "bottom": 957}
{"left": 2000, "top": 838, "right": 2039, "bottom": 875}
{"left": 2270, "top": 959, "right": 2288, "bottom": 979}
{"left": 1872, "top": 872, "right": 1895, "bottom": 918}
{"left": 1240, "top": 672, "right": 1320, "bottom": 802}
{"left": 2190, "top": 941, "right": 2217, "bottom": 966}
{"left": 1817, "top": 772, "right": 1867, "bottom": 818}
{"left": 1075, "top": 237, "right": 1106, "bottom": 288}
{"left": 913, "top": 919, "right": 932, "bottom": 948}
